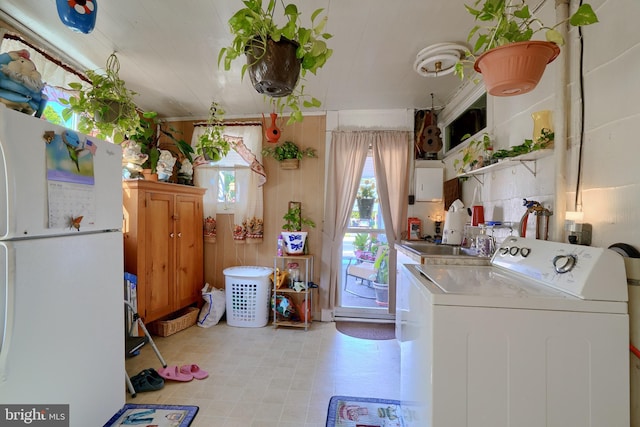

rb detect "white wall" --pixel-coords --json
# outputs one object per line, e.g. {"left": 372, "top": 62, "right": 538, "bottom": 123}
{"left": 441, "top": 0, "right": 640, "bottom": 424}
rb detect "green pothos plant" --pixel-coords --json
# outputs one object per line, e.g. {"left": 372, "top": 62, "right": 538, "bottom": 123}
{"left": 197, "top": 101, "right": 230, "bottom": 162}
{"left": 454, "top": 0, "right": 599, "bottom": 80}
{"left": 262, "top": 140, "right": 316, "bottom": 161}
{"left": 60, "top": 53, "right": 140, "bottom": 143}
{"left": 218, "top": 0, "right": 333, "bottom": 123}
{"left": 282, "top": 203, "right": 316, "bottom": 231}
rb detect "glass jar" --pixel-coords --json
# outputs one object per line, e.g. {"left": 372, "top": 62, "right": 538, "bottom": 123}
{"left": 287, "top": 262, "right": 300, "bottom": 288}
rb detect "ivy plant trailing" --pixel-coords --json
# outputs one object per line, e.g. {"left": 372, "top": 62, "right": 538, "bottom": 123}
{"left": 197, "top": 101, "right": 230, "bottom": 162}
{"left": 218, "top": 0, "right": 333, "bottom": 123}
{"left": 60, "top": 53, "right": 140, "bottom": 143}
{"left": 454, "top": 0, "right": 599, "bottom": 80}
{"left": 261, "top": 140, "right": 316, "bottom": 161}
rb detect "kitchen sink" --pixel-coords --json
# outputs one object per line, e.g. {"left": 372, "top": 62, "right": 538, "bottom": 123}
{"left": 399, "top": 241, "right": 479, "bottom": 257}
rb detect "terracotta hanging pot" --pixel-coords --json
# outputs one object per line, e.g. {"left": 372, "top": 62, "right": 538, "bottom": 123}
{"left": 474, "top": 41, "right": 561, "bottom": 97}
{"left": 246, "top": 37, "right": 301, "bottom": 98}
{"left": 263, "top": 112, "right": 282, "bottom": 143}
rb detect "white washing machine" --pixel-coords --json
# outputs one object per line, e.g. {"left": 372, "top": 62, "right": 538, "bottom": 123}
{"left": 397, "top": 236, "right": 629, "bottom": 427}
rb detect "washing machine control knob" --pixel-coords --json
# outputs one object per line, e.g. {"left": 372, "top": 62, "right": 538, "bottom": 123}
{"left": 553, "top": 254, "right": 577, "bottom": 274}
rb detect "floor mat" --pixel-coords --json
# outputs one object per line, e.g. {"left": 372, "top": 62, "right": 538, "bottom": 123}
{"left": 335, "top": 321, "right": 395, "bottom": 340}
{"left": 326, "top": 395, "right": 403, "bottom": 427}
{"left": 103, "top": 403, "right": 198, "bottom": 427}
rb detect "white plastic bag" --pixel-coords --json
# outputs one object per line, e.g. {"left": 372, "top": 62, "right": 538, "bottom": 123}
{"left": 197, "top": 283, "right": 225, "bottom": 328}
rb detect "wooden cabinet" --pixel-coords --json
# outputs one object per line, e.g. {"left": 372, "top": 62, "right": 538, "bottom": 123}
{"left": 123, "top": 180, "right": 206, "bottom": 323}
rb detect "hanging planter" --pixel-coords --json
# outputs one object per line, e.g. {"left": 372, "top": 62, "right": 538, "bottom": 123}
{"left": 247, "top": 38, "right": 301, "bottom": 98}
{"left": 473, "top": 41, "right": 560, "bottom": 97}
{"left": 454, "top": 1, "right": 599, "bottom": 96}
{"left": 262, "top": 140, "right": 316, "bottom": 169}
{"left": 357, "top": 198, "right": 374, "bottom": 220}
{"left": 280, "top": 159, "right": 299, "bottom": 170}
{"left": 218, "top": 0, "right": 333, "bottom": 123}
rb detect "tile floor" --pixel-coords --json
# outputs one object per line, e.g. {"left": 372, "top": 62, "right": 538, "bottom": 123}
{"left": 125, "top": 321, "right": 400, "bottom": 427}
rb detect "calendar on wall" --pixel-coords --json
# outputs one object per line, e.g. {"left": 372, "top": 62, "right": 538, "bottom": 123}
{"left": 44, "top": 131, "right": 97, "bottom": 229}
{"left": 47, "top": 181, "right": 96, "bottom": 229}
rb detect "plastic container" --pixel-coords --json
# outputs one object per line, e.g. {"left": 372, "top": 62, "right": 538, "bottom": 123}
{"left": 373, "top": 282, "right": 389, "bottom": 307}
{"left": 223, "top": 266, "right": 273, "bottom": 327}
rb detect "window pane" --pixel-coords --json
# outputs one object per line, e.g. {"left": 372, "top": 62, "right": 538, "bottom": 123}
{"left": 350, "top": 156, "right": 385, "bottom": 231}
{"left": 42, "top": 86, "right": 76, "bottom": 128}
{"left": 217, "top": 170, "right": 236, "bottom": 203}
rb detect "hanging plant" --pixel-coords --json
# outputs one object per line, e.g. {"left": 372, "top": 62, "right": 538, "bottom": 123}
{"left": 218, "top": 0, "right": 333, "bottom": 123}
{"left": 196, "top": 101, "right": 230, "bottom": 162}
{"left": 60, "top": 53, "right": 140, "bottom": 143}
{"left": 454, "top": 1, "right": 599, "bottom": 95}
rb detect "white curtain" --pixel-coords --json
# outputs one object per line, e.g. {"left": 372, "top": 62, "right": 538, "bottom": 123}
{"left": 320, "top": 130, "right": 410, "bottom": 311}
{"left": 192, "top": 124, "right": 264, "bottom": 241}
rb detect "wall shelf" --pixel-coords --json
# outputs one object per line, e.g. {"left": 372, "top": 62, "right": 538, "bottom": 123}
{"left": 458, "top": 149, "right": 553, "bottom": 184}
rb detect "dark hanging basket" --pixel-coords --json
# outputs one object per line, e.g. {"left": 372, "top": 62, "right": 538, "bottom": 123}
{"left": 95, "top": 99, "right": 134, "bottom": 124}
{"left": 246, "top": 37, "right": 301, "bottom": 98}
{"left": 357, "top": 198, "right": 375, "bottom": 220}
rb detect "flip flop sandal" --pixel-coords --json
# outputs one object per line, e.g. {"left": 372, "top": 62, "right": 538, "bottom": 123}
{"left": 130, "top": 368, "right": 162, "bottom": 384}
{"left": 131, "top": 373, "right": 164, "bottom": 392}
{"left": 141, "top": 368, "right": 164, "bottom": 383}
{"left": 180, "top": 364, "right": 209, "bottom": 380}
{"left": 158, "top": 365, "right": 193, "bottom": 382}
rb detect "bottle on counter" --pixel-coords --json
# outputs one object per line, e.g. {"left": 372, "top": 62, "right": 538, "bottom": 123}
{"left": 277, "top": 234, "right": 284, "bottom": 256}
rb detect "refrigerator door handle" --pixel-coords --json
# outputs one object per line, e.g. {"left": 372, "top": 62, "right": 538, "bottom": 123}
{"left": 0, "top": 243, "right": 14, "bottom": 383}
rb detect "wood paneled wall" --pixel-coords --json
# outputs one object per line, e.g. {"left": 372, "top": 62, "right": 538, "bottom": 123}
{"left": 164, "top": 115, "right": 326, "bottom": 290}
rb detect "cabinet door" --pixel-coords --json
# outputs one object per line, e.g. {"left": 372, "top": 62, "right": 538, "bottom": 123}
{"left": 174, "top": 194, "right": 204, "bottom": 309}
{"left": 415, "top": 168, "right": 443, "bottom": 201}
{"left": 143, "top": 192, "right": 175, "bottom": 321}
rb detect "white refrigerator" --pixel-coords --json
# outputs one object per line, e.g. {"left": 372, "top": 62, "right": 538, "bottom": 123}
{"left": 0, "top": 105, "right": 124, "bottom": 426}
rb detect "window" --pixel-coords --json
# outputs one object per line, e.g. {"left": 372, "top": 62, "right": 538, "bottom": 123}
{"left": 445, "top": 92, "right": 487, "bottom": 151}
{"left": 198, "top": 142, "right": 250, "bottom": 209}
{"left": 41, "top": 86, "right": 77, "bottom": 128}
{"left": 1, "top": 34, "right": 86, "bottom": 130}
{"left": 440, "top": 83, "right": 488, "bottom": 154}
{"left": 192, "top": 124, "right": 264, "bottom": 230}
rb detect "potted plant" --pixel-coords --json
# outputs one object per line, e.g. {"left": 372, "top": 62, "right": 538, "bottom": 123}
{"left": 60, "top": 53, "right": 140, "bottom": 143}
{"left": 353, "top": 233, "right": 370, "bottom": 259}
{"left": 197, "top": 101, "right": 231, "bottom": 162}
{"left": 370, "top": 245, "right": 390, "bottom": 307}
{"left": 218, "top": 0, "right": 333, "bottom": 123}
{"left": 262, "top": 140, "right": 316, "bottom": 169}
{"left": 492, "top": 128, "right": 554, "bottom": 159}
{"left": 128, "top": 111, "right": 194, "bottom": 179}
{"left": 356, "top": 179, "right": 377, "bottom": 221}
{"left": 453, "top": 132, "right": 493, "bottom": 174}
{"left": 455, "top": 1, "right": 599, "bottom": 96}
{"left": 281, "top": 202, "right": 315, "bottom": 255}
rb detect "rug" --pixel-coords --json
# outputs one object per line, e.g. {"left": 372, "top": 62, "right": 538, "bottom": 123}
{"left": 335, "top": 321, "right": 396, "bottom": 340}
{"left": 326, "top": 395, "right": 403, "bottom": 427}
{"left": 104, "top": 403, "right": 198, "bottom": 427}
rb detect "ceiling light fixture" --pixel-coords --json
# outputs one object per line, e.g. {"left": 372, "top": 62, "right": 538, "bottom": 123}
{"left": 414, "top": 43, "right": 468, "bottom": 77}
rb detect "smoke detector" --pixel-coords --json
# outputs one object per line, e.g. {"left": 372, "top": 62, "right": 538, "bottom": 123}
{"left": 414, "top": 43, "right": 469, "bottom": 77}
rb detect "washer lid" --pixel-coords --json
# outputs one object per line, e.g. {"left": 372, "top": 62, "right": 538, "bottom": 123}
{"left": 411, "top": 264, "right": 627, "bottom": 314}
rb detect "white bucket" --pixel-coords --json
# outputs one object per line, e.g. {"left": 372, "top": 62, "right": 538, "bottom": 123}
{"left": 281, "top": 231, "right": 307, "bottom": 255}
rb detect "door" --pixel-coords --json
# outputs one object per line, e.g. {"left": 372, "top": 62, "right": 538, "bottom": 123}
{"left": 144, "top": 191, "right": 175, "bottom": 321}
{"left": 175, "top": 194, "right": 203, "bottom": 308}
{"left": 336, "top": 155, "right": 393, "bottom": 321}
